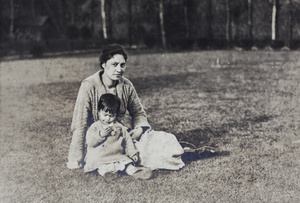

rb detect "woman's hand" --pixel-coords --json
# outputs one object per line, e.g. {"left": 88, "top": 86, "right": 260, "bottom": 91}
{"left": 129, "top": 127, "right": 143, "bottom": 140}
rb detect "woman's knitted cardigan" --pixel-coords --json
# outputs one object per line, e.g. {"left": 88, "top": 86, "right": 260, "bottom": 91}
{"left": 68, "top": 71, "right": 150, "bottom": 165}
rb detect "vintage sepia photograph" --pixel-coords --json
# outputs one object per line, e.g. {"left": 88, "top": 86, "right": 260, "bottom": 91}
{"left": 0, "top": 0, "right": 299, "bottom": 202}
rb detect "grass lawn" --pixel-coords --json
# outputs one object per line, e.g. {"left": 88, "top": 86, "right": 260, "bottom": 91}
{"left": 0, "top": 50, "right": 299, "bottom": 203}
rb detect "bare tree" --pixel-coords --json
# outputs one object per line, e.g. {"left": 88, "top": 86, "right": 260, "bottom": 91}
{"left": 128, "top": 0, "right": 133, "bottom": 46}
{"left": 285, "top": 0, "right": 294, "bottom": 47}
{"left": 247, "top": 0, "right": 253, "bottom": 42}
{"left": 100, "top": 0, "right": 107, "bottom": 39}
{"left": 9, "top": 0, "right": 14, "bottom": 39}
{"left": 57, "top": 0, "right": 65, "bottom": 28}
{"left": 91, "top": 0, "right": 95, "bottom": 35}
{"left": 271, "top": 0, "right": 278, "bottom": 41}
{"left": 225, "top": 0, "right": 232, "bottom": 44}
{"left": 42, "top": 0, "right": 63, "bottom": 37}
{"left": 106, "top": 0, "right": 112, "bottom": 38}
{"left": 183, "top": 2, "right": 189, "bottom": 39}
{"left": 31, "top": 0, "right": 36, "bottom": 16}
{"left": 206, "top": 0, "right": 213, "bottom": 40}
{"left": 159, "top": 0, "right": 166, "bottom": 49}
{"left": 68, "top": 0, "right": 75, "bottom": 24}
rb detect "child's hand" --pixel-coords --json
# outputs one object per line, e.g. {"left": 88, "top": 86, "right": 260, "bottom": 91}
{"left": 100, "top": 126, "right": 113, "bottom": 137}
{"left": 131, "top": 154, "right": 139, "bottom": 163}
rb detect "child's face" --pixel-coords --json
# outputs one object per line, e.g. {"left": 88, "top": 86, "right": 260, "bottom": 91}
{"left": 99, "top": 110, "right": 117, "bottom": 125}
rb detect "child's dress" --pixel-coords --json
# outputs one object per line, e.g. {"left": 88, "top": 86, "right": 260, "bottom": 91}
{"left": 84, "top": 121, "right": 138, "bottom": 174}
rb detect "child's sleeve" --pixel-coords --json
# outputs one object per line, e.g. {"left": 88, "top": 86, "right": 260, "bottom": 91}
{"left": 86, "top": 122, "right": 106, "bottom": 147}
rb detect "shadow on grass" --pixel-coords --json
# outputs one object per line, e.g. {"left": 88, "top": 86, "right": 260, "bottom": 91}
{"left": 177, "top": 127, "right": 231, "bottom": 165}
{"left": 176, "top": 113, "right": 274, "bottom": 165}
{"left": 177, "top": 128, "right": 227, "bottom": 147}
{"left": 182, "top": 150, "right": 231, "bottom": 164}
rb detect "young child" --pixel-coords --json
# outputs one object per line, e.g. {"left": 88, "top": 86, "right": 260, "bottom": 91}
{"left": 84, "top": 93, "right": 152, "bottom": 181}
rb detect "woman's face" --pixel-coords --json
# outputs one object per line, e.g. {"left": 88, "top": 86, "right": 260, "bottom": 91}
{"left": 102, "top": 54, "right": 126, "bottom": 81}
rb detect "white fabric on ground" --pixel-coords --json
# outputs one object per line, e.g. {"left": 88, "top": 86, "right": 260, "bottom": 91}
{"left": 135, "top": 130, "right": 185, "bottom": 170}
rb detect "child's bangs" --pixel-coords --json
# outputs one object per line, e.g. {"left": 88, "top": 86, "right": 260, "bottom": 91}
{"left": 103, "top": 107, "right": 117, "bottom": 114}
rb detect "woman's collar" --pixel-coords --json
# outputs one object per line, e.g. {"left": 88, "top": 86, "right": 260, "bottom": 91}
{"left": 99, "top": 70, "right": 124, "bottom": 86}
{"left": 99, "top": 70, "right": 124, "bottom": 97}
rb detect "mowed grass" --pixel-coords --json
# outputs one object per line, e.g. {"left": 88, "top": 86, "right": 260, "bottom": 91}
{"left": 0, "top": 51, "right": 299, "bottom": 203}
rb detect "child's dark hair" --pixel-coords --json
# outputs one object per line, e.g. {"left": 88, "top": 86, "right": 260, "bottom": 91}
{"left": 98, "top": 94, "right": 121, "bottom": 115}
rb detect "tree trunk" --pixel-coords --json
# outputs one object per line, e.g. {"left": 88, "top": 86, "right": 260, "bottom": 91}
{"left": 31, "top": 0, "right": 35, "bottom": 16}
{"left": 42, "top": 0, "right": 63, "bottom": 37}
{"left": 90, "top": 0, "right": 95, "bottom": 35}
{"left": 206, "top": 0, "right": 213, "bottom": 40}
{"left": 106, "top": 0, "right": 112, "bottom": 37}
{"left": 247, "top": 0, "right": 253, "bottom": 42}
{"left": 159, "top": 0, "right": 166, "bottom": 49}
{"left": 286, "top": 0, "right": 293, "bottom": 47}
{"left": 188, "top": 0, "right": 200, "bottom": 49}
{"left": 101, "top": 0, "right": 107, "bottom": 39}
{"left": 9, "top": 0, "right": 14, "bottom": 40}
{"left": 68, "top": 0, "right": 75, "bottom": 24}
{"left": 128, "top": 0, "right": 133, "bottom": 46}
{"left": 225, "top": 0, "right": 232, "bottom": 44}
{"left": 57, "top": 0, "right": 65, "bottom": 29}
{"left": 271, "top": 0, "right": 278, "bottom": 41}
{"left": 183, "top": 3, "right": 189, "bottom": 39}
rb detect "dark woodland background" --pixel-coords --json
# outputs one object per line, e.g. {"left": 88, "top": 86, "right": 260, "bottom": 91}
{"left": 1, "top": 0, "right": 300, "bottom": 58}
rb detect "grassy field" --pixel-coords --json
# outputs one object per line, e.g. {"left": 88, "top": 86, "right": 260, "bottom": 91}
{"left": 0, "top": 51, "right": 299, "bottom": 203}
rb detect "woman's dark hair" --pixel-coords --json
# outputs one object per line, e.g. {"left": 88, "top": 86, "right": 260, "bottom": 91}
{"left": 99, "top": 44, "right": 128, "bottom": 68}
{"left": 98, "top": 93, "right": 121, "bottom": 115}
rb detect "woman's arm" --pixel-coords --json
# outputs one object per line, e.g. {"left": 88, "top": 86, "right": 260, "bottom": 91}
{"left": 122, "top": 126, "right": 138, "bottom": 158}
{"left": 67, "top": 81, "right": 94, "bottom": 169}
{"left": 126, "top": 81, "right": 151, "bottom": 129}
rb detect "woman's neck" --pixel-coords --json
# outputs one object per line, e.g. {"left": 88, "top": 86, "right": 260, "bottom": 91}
{"left": 102, "top": 73, "right": 117, "bottom": 88}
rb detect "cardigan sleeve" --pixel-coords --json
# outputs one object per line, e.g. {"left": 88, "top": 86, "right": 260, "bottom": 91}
{"left": 126, "top": 81, "right": 150, "bottom": 129}
{"left": 86, "top": 122, "right": 106, "bottom": 147}
{"left": 122, "top": 126, "right": 138, "bottom": 158}
{"left": 68, "top": 81, "right": 94, "bottom": 166}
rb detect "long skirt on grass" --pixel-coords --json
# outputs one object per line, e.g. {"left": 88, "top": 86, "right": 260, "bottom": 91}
{"left": 135, "top": 130, "right": 185, "bottom": 170}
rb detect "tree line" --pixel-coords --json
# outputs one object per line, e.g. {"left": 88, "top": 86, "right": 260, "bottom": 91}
{"left": 1, "top": 0, "right": 300, "bottom": 54}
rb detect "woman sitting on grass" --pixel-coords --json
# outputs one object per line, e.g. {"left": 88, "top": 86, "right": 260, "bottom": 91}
{"left": 84, "top": 93, "right": 152, "bottom": 181}
{"left": 67, "top": 44, "right": 185, "bottom": 171}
